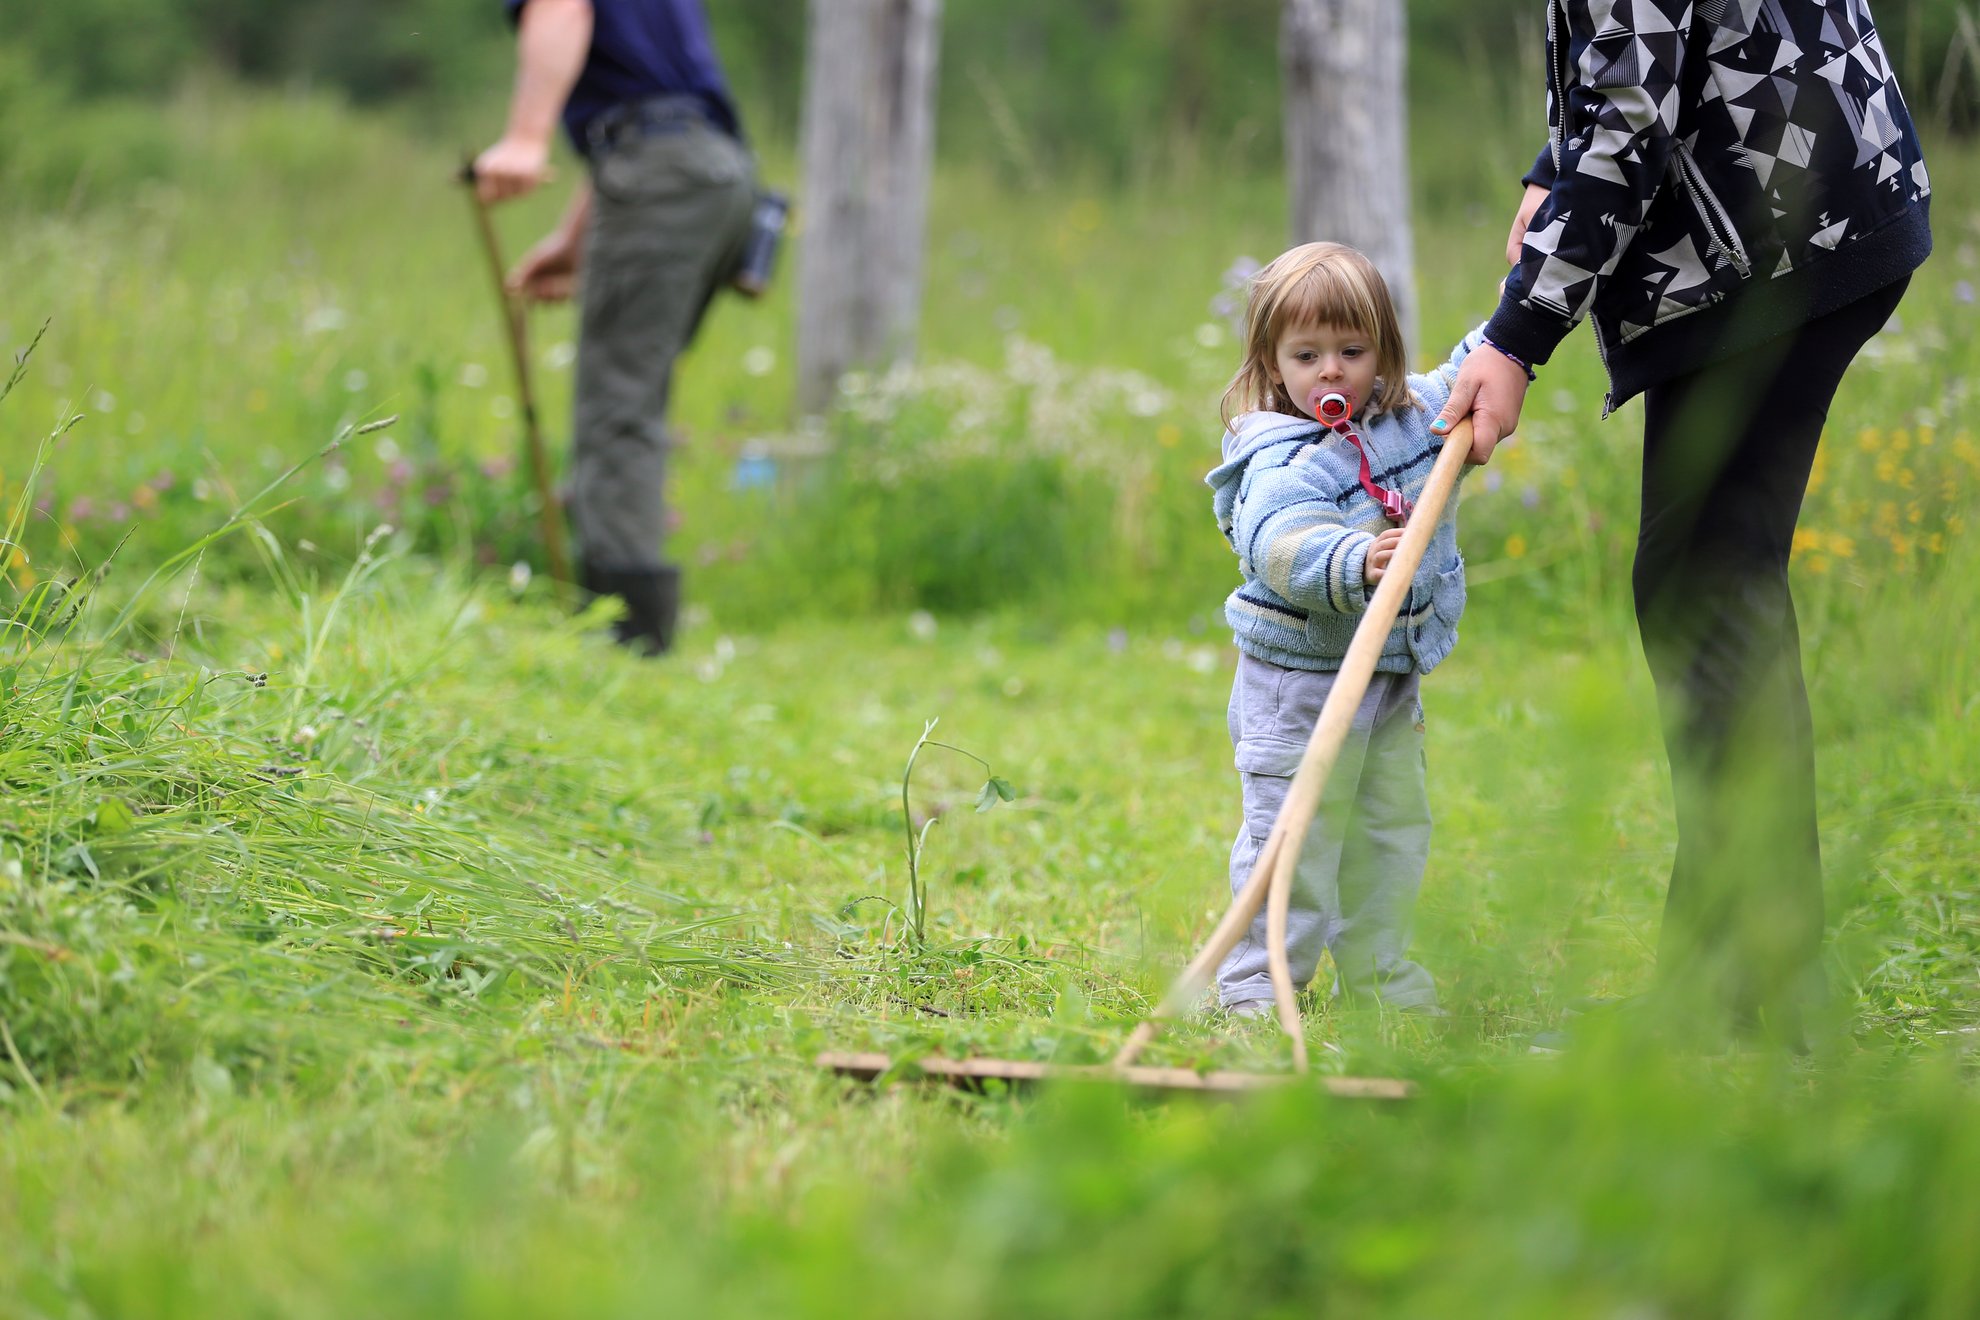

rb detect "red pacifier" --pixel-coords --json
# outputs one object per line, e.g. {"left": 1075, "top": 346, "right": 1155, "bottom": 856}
{"left": 1311, "top": 389, "right": 1353, "bottom": 425}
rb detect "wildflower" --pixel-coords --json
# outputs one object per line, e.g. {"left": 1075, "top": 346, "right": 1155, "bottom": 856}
{"left": 66, "top": 496, "right": 96, "bottom": 522}
{"left": 1505, "top": 533, "right": 1528, "bottom": 559}
{"left": 908, "top": 610, "right": 938, "bottom": 641}
{"left": 508, "top": 561, "right": 532, "bottom": 594}
{"left": 1956, "top": 281, "right": 1975, "bottom": 305}
{"left": 1157, "top": 424, "right": 1182, "bottom": 448}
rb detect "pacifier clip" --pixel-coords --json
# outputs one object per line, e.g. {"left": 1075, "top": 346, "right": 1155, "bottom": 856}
{"left": 1314, "top": 391, "right": 1413, "bottom": 524}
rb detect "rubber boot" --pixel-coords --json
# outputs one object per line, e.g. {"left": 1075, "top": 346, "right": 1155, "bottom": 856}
{"left": 580, "top": 562, "right": 681, "bottom": 657}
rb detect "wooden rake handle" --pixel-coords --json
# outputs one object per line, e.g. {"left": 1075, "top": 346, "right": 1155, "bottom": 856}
{"left": 1115, "top": 416, "right": 1473, "bottom": 1072}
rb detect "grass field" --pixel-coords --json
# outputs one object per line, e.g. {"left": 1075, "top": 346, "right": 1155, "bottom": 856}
{"left": 3, "top": 88, "right": 1980, "bottom": 1316}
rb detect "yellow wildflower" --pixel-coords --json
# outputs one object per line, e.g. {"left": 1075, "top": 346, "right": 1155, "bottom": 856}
{"left": 1505, "top": 533, "right": 1528, "bottom": 560}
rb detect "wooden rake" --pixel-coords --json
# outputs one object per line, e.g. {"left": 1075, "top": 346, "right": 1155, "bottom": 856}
{"left": 820, "top": 417, "right": 1474, "bottom": 1100}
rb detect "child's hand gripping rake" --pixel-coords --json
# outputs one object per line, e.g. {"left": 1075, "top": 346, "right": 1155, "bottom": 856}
{"left": 1113, "top": 415, "right": 1474, "bottom": 1074}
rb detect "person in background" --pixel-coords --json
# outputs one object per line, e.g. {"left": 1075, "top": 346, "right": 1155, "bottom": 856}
{"left": 476, "top": 0, "right": 756, "bottom": 655}
{"left": 1433, "top": 0, "right": 1932, "bottom": 1046}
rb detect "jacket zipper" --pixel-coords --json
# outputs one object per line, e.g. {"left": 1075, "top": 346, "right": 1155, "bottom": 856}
{"left": 1547, "top": 0, "right": 1569, "bottom": 172}
{"left": 1593, "top": 318, "right": 1617, "bottom": 418}
{"left": 1673, "top": 144, "right": 1752, "bottom": 276}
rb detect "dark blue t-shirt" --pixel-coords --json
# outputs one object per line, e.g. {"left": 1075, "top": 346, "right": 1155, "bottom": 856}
{"left": 505, "top": 0, "right": 740, "bottom": 146}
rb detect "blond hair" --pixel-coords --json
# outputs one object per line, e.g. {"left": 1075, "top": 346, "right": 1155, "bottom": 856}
{"left": 1219, "top": 242, "right": 1411, "bottom": 429}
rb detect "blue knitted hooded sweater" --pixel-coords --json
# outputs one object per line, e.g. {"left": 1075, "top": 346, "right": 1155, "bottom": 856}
{"left": 1207, "top": 327, "right": 1484, "bottom": 675}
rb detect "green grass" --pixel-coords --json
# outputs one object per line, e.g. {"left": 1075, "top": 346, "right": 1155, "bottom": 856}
{"left": 3, "top": 86, "right": 1980, "bottom": 1317}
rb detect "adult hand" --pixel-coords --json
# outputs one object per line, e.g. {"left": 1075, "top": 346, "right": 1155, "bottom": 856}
{"left": 473, "top": 134, "right": 553, "bottom": 205}
{"left": 1506, "top": 182, "right": 1550, "bottom": 266}
{"left": 508, "top": 230, "right": 580, "bottom": 302}
{"left": 1431, "top": 347, "right": 1530, "bottom": 466}
{"left": 1363, "top": 527, "right": 1405, "bottom": 584}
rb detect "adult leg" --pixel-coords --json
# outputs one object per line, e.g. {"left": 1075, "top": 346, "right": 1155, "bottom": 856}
{"left": 1217, "top": 657, "right": 1378, "bottom": 1010}
{"left": 1329, "top": 672, "right": 1437, "bottom": 1009}
{"left": 572, "top": 124, "right": 754, "bottom": 653}
{"left": 1633, "top": 278, "right": 1908, "bottom": 1037}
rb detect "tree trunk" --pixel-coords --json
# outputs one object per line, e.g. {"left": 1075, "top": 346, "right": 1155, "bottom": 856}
{"left": 1281, "top": 0, "right": 1417, "bottom": 355}
{"left": 796, "top": 0, "right": 943, "bottom": 413}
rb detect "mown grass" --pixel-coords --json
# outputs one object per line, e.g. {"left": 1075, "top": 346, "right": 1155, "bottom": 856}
{"left": 2, "top": 86, "right": 1979, "bottom": 1317}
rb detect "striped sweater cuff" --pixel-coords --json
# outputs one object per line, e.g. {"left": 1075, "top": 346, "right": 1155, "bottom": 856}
{"left": 1334, "top": 533, "right": 1374, "bottom": 614}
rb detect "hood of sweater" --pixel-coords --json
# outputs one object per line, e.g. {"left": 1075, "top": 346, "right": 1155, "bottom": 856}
{"left": 1206, "top": 410, "right": 1326, "bottom": 533}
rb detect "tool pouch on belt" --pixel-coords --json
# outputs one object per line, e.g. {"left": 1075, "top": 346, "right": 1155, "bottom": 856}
{"left": 729, "top": 188, "right": 789, "bottom": 298}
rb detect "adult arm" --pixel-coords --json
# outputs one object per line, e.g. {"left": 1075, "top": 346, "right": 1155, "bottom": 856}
{"left": 507, "top": 183, "right": 594, "bottom": 302}
{"left": 475, "top": 0, "right": 594, "bottom": 205}
{"left": 1434, "top": 0, "right": 1696, "bottom": 460}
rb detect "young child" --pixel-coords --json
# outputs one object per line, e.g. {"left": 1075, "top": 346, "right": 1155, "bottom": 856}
{"left": 1208, "top": 241, "right": 1485, "bottom": 1016}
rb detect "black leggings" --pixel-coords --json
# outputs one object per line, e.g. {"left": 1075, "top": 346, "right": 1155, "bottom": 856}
{"left": 1632, "top": 276, "right": 1909, "bottom": 1032}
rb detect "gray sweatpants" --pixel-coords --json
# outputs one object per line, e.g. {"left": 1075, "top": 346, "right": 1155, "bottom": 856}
{"left": 1217, "top": 653, "right": 1438, "bottom": 1011}
{"left": 572, "top": 121, "right": 756, "bottom": 572}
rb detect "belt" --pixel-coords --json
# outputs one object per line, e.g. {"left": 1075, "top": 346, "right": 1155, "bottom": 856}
{"left": 584, "top": 94, "right": 722, "bottom": 158}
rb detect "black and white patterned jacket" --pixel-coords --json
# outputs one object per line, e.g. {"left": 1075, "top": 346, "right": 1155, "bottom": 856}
{"left": 1485, "top": 0, "right": 1932, "bottom": 411}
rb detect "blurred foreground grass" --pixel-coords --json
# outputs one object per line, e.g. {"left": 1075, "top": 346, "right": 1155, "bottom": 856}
{"left": 2, "top": 88, "right": 1979, "bottom": 1316}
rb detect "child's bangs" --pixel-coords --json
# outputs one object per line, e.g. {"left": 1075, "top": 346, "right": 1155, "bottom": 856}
{"left": 1269, "top": 261, "right": 1386, "bottom": 345}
